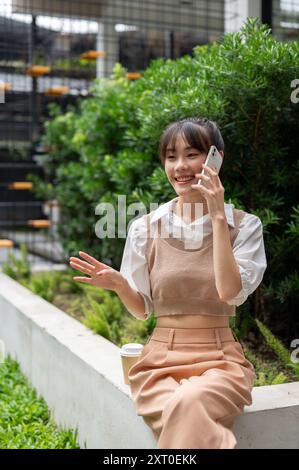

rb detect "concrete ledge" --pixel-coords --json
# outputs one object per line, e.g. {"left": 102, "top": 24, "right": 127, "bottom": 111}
{"left": 0, "top": 272, "right": 298, "bottom": 449}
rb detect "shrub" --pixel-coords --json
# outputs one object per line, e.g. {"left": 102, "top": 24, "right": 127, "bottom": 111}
{"left": 2, "top": 244, "right": 31, "bottom": 281}
{"left": 255, "top": 319, "right": 299, "bottom": 377}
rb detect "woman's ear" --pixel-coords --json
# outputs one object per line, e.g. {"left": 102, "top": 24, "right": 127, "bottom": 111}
{"left": 219, "top": 150, "right": 224, "bottom": 159}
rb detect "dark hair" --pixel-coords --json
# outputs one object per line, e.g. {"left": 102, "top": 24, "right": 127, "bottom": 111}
{"left": 158, "top": 117, "right": 225, "bottom": 180}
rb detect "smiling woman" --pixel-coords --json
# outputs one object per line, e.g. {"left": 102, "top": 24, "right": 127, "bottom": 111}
{"left": 121, "top": 116, "right": 267, "bottom": 449}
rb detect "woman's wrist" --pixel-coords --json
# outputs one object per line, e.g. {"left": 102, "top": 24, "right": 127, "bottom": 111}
{"left": 115, "top": 275, "right": 129, "bottom": 295}
{"left": 211, "top": 212, "right": 226, "bottom": 224}
{"left": 115, "top": 277, "right": 147, "bottom": 319}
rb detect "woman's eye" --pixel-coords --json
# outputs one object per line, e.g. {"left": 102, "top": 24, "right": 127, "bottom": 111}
{"left": 166, "top": 154, "right": 197, "bottom": 159}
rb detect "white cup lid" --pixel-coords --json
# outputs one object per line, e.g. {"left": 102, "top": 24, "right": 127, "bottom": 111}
{"left": 120, "top": 343, "right": 144, "bottom": 356}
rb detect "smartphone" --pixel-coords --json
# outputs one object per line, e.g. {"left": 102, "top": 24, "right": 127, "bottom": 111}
{"left": 197, "top": 145, "right": 223, "bottom": 186}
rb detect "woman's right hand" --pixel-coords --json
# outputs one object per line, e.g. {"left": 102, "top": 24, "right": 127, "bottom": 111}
{"left": 69, "top": 251, "right": 126, "bottom": 293}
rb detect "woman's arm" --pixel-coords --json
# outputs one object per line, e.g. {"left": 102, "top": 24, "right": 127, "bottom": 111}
{"left": 191, "top": 164, "right": 267, "bottom": 304}
{"left": 223, "top": 213, "right": 267, "bottom": 306}
{"left": 116, "top": 278, "right": 147, "bottom": 320}
{"left": 119, "top": 216, "right": 153, "bottom": 320}
{"left": 212, "top": 214, "right": 243, "bottom": 302}
{"left": 191, "top": 164, "right": 246, "bottom": 302}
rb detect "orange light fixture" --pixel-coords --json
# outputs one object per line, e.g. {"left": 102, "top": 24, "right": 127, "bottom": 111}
{"left": 27, "top": 219, "right": 51, "bottom": 228}
{"left": 26, "top": 65, "right": 51, "bottom": 77}
{"left": 0, "top": 239, "right": 13, "bottom": 248}
{"left": 126, "top": 72, "right": 142, "bottom": 80}
{"left": 44, "top": 86, "right": 70, "bottom": 96}
{"left": 80, "top": 50, "right": 106, "bottom": 60}
{"left": 0, "top": 82, "right": 12, "bottom": 91}
{"left": 8, "top": 182, "right": 33, "bottom": 190}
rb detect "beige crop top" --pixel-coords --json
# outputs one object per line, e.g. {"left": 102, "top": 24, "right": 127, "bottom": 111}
{"left": 143, "top": 208, "right": 247, "bottom": 318}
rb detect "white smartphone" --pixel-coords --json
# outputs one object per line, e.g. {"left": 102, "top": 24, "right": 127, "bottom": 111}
{"left": 197, "top": 145, "right": 223, "bottom": 186}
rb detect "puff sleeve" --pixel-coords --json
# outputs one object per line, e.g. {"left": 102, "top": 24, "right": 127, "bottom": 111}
{"left": 119, "top": 216, "right": 154, "bottom": 320}
{"left": 225, "top": 213, "right": 267, "bottom": 306}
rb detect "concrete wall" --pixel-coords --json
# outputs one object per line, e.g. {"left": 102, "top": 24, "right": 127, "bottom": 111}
{"left": 0, "top": 272, "right": 298, "bottom": 449}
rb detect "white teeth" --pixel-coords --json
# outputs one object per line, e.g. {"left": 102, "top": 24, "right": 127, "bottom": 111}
{"left": 175, "top": 176, "right": 194, "bottom": 182}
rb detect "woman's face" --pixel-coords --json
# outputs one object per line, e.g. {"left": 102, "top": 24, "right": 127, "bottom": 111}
{"left": 164, "top": 134, "right": 207, "bottom": 195}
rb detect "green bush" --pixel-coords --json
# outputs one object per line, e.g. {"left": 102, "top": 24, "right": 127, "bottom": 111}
{"left": 82, "top": 294, "right": 112, "bottom": 340}
{"left": 0, "top": 356, "right": 80, "bottom": 449}
{"left": 255, "top": 319, "right": 299, "bottom": 377}
{"left": 33, "top": 18, "right": 299, "bottom": 341}
{"left": 2, "top": 244, "right": 31, "bottom": 281}
{"left": 244, "top": 345, "right": 288, "bottom": 385}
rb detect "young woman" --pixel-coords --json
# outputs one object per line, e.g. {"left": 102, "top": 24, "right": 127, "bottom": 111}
{"left": 69, "top": 117, "right": 267, "bottom": 449}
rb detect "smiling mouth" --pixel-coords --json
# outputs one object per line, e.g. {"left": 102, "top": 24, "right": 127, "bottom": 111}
{"left": 175, "top": 176, "right": 195, "bottom": 183}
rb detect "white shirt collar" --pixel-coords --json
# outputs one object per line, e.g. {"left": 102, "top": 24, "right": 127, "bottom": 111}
{"left": 150, "top": 196, "right": 235, "bottom": 228}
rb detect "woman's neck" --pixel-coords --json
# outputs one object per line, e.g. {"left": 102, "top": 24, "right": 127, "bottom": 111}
{"left": 174, "top": 196, "right": 209, "bottom": 224}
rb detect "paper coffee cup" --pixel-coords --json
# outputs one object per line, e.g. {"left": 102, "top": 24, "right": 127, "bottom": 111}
{"left": 119, "top": 343, "right": 144, "bottom": 385}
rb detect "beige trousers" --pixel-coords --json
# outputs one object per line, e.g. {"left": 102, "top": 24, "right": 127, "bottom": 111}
{"left": 128, "top": 326, "right": 256, "bottom": 449}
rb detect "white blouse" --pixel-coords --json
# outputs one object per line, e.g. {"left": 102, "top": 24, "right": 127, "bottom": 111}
{"left": 120, "top": 197, "right": 267, "bottom": 319}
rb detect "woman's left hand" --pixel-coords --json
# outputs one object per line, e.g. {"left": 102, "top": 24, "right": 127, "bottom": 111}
{"left": 191, "top": 164, "right": 225, "bottom": 220}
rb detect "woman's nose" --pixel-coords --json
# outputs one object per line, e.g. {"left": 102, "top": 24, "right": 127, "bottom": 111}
{"left": 175, "top": 160, "right": 188, "bottom": 170}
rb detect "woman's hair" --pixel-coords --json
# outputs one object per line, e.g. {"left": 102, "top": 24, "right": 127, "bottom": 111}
{"left": 158, "top": 117, "right": 225, "bottom": 180}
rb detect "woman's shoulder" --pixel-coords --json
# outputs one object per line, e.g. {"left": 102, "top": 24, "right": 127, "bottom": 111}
{"left": 231, "top": 205, "right": 263, "bottom": 231}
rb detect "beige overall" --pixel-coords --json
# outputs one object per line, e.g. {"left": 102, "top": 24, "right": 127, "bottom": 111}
{"left": 128, "top": 208, "right": 256, "bottom": 449}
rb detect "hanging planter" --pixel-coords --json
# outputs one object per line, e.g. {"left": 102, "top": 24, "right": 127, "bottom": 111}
{"left": 0, "top": 239, "right": 13, "bottom": 248}
{"left": 8, "top": 182, "right": 33, "bottom": 190}
{"left": 44, "top": 86, "right": 70, "bottom": 96}
{"left": 27, "top": 219, "right": 51, "bottom": 229}
{"left": 126, "top": 72, "right": 142, "bottom": 80}
{"left": 80, "top": 50, "right": 106, "bottom": 60}
{"left": 26, "top": 65, "right": 51, "bottom": 77}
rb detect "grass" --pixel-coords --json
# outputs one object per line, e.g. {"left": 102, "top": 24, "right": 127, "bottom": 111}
{"left": 0, "top": 356, "right": 80, "bottom": 449}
